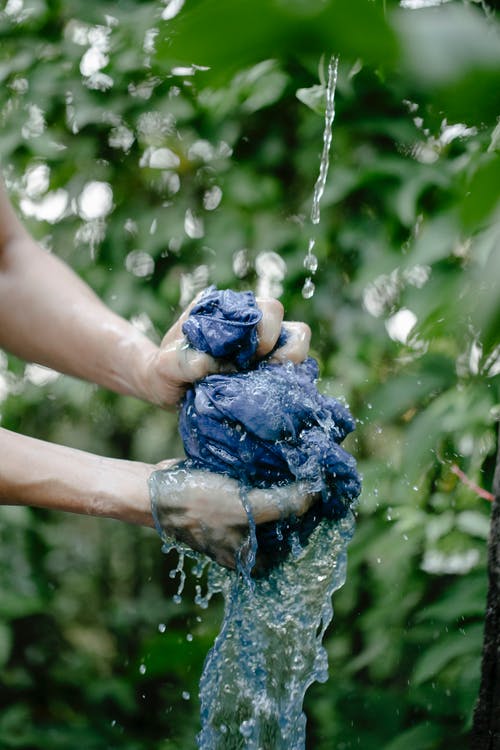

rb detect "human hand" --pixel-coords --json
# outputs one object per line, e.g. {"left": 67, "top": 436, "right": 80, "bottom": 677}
{"left": 139, "top": 294, "right": 311, "bottom": 408}
{"left": 149, "top": 463, "right": 318, "bottom": 569}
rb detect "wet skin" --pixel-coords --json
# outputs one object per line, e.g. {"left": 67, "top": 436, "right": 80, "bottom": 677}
{"left": 0, "top": 177, "right": 313, "bottom": 567}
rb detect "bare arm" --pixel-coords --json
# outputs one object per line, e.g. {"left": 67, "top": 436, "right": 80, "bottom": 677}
{"left": 0, "top": 180, "right": 202, "bottom": 405}
{"left": 0, "top": 427, "right": 156, "bottom": 526}
{"left": 0, "top": 428, "right": 316, "bottom": 568}
{"left": 0, "top": 180, "right": 310, "bottom": 407}
{"left": 0, "top": 176, "right": 313, "bottom": 567}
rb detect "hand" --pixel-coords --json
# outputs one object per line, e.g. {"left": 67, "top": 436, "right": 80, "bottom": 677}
{"left": 139, "top": 295, "right": 311, "bottom": 408}
{"left": 149, "top": 464, "right": 318, "bottom": 569}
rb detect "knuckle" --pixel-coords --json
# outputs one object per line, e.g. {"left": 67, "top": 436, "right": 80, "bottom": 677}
{"left": 299, "top": 322, "right": 312, "bottom": 342}
{"left": 182, "top": 351, "right": 211, "bottom": 382}
{"left": 257, "top": 296, "right": 284, "bottom": 319}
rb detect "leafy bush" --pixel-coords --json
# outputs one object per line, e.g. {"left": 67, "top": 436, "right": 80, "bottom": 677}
{"left": 0, "top": 0, "right": 499, "bottom": 747}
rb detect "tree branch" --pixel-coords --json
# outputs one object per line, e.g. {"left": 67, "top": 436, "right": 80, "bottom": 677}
{"left": 451, "top": 464, "right": 495, "bottom": 503}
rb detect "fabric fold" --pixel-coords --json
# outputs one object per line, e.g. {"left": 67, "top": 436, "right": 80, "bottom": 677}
{"left": 178, "top": 287, "right": 361, "bottom": 556}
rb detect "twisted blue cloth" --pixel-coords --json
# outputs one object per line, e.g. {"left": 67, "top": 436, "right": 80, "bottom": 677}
{"left": 182, "top": 287, "right": 262, "bottom": 369}
{"left": 180, "top": 287, "right": 361, "bottom": 557}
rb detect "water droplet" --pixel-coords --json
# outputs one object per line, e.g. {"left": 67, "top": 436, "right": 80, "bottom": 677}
{"left": 182, "top": 690, "right": 191, "bottom": 701}
{"left": 20, "top": 190, "right": 68, "bottom": 224}
{"left": 184, "top": 208, "right": 205, "bottom": 239}
{"left": 139, "top": 664, "right": 146, "bottom": 675}
{"left": 140, "top": 146, "right": 180, "bottom": 169}
{"left": 239, "top": 719, "right": 255, "bottom": 738}
{"left": 78, "top": 181, "right": 113, "bottom": 221}
{"left": 164, "top": 171, "right": 181, "bottom": 194}
{"left": 303, "top": 253, "right": 318, "bottom": 273}
{"left": 162, "top": 0, "right": 185, "bottom": 21}
{"left": 24, "top": 164, "right": 50, "bottom": 198}
{"left": 302, "top": 277, "right": 315, "bottom": 299}
{"left": 109, "top": 124, "right": 134, "bottom": 152}
{"left": 22, "top": 103, "right": 46, "bottom": 139}
{"left": 203, "top": 185, "right": 222, "bottom": 210}
{"left": 186, "top": 633, "right": 193, "bottom": 642}
{"left": 125, "top": 250, "right": 154, "bottom": 278}
{"left": 158, "top": 623, "right": 166, "bottom": 633}
{"left": 232, "top": 248, "right": 250, "bottom": 278}
{"left": 188, "top": 139, "right": 215, "bottom": 162}
{"left": 255, "top": 251, "right": 286, "bottom": 298}
{"left": 80, "top": 47, "right": 108, "bottom": 77}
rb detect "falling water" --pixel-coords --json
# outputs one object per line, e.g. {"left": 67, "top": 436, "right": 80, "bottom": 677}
{"left": 302, "top": 55, "right": 339, "bottom": 300}
{"left": 196, "top": 507, "right": 355, "bottom": 749}
{"left": 149, "top": 468, "right": 357, "bottom": 750}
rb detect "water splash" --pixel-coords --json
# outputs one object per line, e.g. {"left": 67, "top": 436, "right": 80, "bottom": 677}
{"left": 302, "top": 55, "right": 339, "bottom": 300}
{"left": 149, "top": 470, "right": 356, "bottom": 750}
{"left": 197, "top": 503, "right": 355, "bottom": 749}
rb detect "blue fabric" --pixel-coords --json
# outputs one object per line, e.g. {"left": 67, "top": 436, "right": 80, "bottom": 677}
{"left": 182, "top": 286, "right": 262, "bottom": 369}
{"left": 179, "top": 288, "right": 361, "bottom": 558}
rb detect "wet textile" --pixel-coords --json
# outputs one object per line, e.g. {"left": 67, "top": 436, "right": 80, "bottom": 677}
{"left": 182, "top": 287, "right": 262, "bottom": 369}
{"left": 179, "top": 288, "right": 361, "bottom": 555}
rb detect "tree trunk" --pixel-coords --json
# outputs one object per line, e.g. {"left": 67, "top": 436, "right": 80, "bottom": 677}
{"left": 471, "top": 437, "right": 500, "bottom": 749}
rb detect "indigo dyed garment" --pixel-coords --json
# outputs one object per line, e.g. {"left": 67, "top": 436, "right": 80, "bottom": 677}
{"left": 182, "top": 286, "right": 262, "bottom": 369}
{"left": 179, "top": 288, "right": 361, "bottom": 556}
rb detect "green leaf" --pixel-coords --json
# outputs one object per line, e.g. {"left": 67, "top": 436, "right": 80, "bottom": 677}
{"left": 394, "top": 4, "right": 500, "bottom": 123}
{"left": 155, "top": 0, "right": 398, "bottom": 85}
{"left": 0, "top": 591, "right": 44, "bottom": 620}
{"left": 381, "top": 722, "right": 444, "bottom": 750}
{"left": 412, "top": 623, "right": 483, "bottom": 685}
{"left": 296, "top": 83, "right": 327, "bottom": 115}
{"left": 416, "top": 575, "right": 487, "bottom": 623}
{"left": 461, "top": 153, "right": 500, "bottom": 231}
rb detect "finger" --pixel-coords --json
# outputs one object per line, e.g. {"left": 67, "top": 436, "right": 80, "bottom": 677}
{"left": 154, "top": 343, "right": 235, "bottom": 387}
{"left": 255, "top": 297, "right": 284, "bottom": 357}
{"left": 268, "top": 321, "right": 311, "bottom": 364}
{"left": 176, "top": 346, "right": 232, "bottom": 383}
{"left": 282, "top": 481, "right": 319, "bottom": 517}
{"left": 249, "top": 481, "right": 319, "bottom": 523}
{"left": 155, "top": 458, "right": 181, "bottom": 471}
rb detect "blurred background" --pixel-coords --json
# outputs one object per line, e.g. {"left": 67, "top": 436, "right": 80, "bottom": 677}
{"left": 0, "top": 0, "right": 499, "bottom": 748}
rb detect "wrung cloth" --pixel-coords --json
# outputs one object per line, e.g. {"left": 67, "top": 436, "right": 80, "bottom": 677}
{"left": 180, "top": 287, "right": 361, "bottom": 557}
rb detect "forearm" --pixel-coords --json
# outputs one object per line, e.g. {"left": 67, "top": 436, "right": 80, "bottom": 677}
{"left": 0, "top": 231, "right": 159, "bottom": 401}
{"left": 0, "top": 179, "right": 311, "bottom": 409}
{"left": 0, "top": 427, "right": 156, "bottom": 526}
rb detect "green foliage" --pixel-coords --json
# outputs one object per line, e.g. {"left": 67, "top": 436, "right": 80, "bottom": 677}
{"left": 1, "top": 0, "right": 499, "bottom": 748}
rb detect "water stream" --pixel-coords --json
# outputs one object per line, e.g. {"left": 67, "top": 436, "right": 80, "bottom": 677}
{"left": 196, "top": 507, "right": 355, "bottom": 749}
{"left": 302, "top": 55, "right": 339, "bottom": 300}
{"left": 150, "top": 480, "right": 356, "bottom": 749}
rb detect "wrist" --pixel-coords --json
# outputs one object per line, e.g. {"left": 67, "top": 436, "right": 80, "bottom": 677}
{"left": 99, "top": 457, "right": 156, "bottom": 526}
{"left": 100, "top": 325, "right": 161, "bottom": 404}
